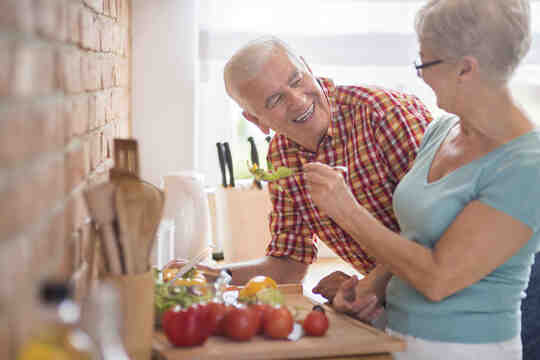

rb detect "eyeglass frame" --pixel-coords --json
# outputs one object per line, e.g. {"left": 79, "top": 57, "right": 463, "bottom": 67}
{"left": 414, "top": 59, "right": 444, "bottom": 77}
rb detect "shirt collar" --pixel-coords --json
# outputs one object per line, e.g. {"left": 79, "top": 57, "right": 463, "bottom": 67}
{"left": 318, "top": 77, "right": 339, "bottom": 141}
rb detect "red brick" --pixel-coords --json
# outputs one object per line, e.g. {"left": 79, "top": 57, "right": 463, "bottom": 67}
{"left": 0, "top": 100, "right": 64, "bottom": 169}
{"left": 80, "top": 9, "right": 99, "bottom": 50}
{"left": 34, "top": 0, "right": 66, "bottom": 41}
{"left": 120, "top": 26, "right": 129, "bottom": 56}
{"left": 91, "top": 91, "right": 106, "bottom": 129}
{"left": 81, "top": 54, "right": 100, "bottom": 91}
{"left": 102, "top": 89, "right": 112, "bottom": 122}
{"left": 0, "top": 0, "right": 34, "bottom": 34}
{"left": 118, "top": 0, "right": 129, "bottom": 26}
{"left": 100, "top": 57, "right": 114, "bottom": 89}
{"left": 58, "top": 49, "right": 82, "bottom": 94}
{"left": 67, "top": 2, "right": 81, "bottom": 45}
{"left": 12, "top": 43, "right": 55, "bottom": 97}
{"left": 0, "top": 38, "right": 14, "bottom": 98}
{"left": 103, "top": 123, "right": 114, "bottom": 160}
{"left": 64, "top": 95, "right": 89, "bottom": 139}
{"left": 83, "top": 0, "right": 103, "bottom": 14}
{"left": 100, "top": 18, "right": 114, "bottom": 52}
{"left": 65, "top": 143, "right": 89, "bottom": 194}
{"left": 103, "top": 0, "right": 111, "bottom": 17}
{"left": 110, "top": 0, "right": 118, "bottom": 19}
{"left": 89, "top": 132, "right": 103, "bottom": 171}
{"left": 0, "top": 156, "right": 65, "bottom": 242}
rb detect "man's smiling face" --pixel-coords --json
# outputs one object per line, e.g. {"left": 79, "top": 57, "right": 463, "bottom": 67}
{"left": 236, "top": 49, "right": 331, "bottom": 152}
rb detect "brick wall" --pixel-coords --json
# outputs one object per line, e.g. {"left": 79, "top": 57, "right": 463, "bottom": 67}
{"left": 0, "top": 0, "right": 131, "bottom": 356}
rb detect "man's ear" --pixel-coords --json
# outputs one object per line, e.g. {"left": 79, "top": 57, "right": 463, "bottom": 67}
{"left": 300, "top": 56, "right": 313, "bottom": 75}
{"left": 242, "top": 111, "right": 270, "bottom": 135}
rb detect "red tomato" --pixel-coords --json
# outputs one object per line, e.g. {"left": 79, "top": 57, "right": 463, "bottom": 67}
{"left": 223, "top": 306, "right": 258, "bottom": 341}
{"left": 303, "top": 307, "right": 329, "bottom": 336}
{"left": 162, "top": 305, "right": 210, "bottom": 347}
{"left": 205, "top": 302, "right": 231, "bottom": 336}
{"left": 263, "top": 306, "right": 294, "bottom": 339}
{"left": 249, "top": 304, "right": 272, "bottom": 334}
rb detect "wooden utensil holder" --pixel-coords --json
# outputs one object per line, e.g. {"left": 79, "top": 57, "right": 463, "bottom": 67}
{"left": 103, "top": 271, "right": 154, "bottom": 360}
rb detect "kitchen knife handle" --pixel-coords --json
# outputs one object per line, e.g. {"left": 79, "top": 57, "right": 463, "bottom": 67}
{"left": 216, "top": 142, "right": 227, "bottom": 187}
{"left": 247, "top": 137, "right": 259, "bottom": 166}
{"left": 223, "top": 142, "right": 235, "bottom": 188}
{"left": 247, "top": 137, "right": 262, "bottom": 189}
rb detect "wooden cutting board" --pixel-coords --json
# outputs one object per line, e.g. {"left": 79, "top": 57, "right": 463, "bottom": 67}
{"left": 152, "top": 285, "right": 405, "bottom": 360}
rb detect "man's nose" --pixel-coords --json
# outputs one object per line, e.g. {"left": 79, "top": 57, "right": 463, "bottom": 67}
{"left": 287, "top": 88, "right": 307, "bottom": 110}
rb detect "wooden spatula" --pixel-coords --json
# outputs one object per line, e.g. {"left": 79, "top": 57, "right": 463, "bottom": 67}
{"left": 111, "top": 138, "right": 165, "bottom": 273}
{"left": 84, "top": 183, "right": 123, "bottom": 275}
{"left": 115, "top": 180, "right": 164, "bottom": 273}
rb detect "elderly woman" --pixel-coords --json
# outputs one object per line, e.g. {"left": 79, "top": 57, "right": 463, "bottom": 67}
{"left": 304, "top": 0, "right": 538, "bottom": 359}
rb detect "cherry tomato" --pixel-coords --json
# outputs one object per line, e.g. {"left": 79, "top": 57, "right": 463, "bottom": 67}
{"left": 162, "top": 305, "right": 210, "bottom": 347}
{"left": 249, "top": 303, "right": 273, "bottom": 334}
{"left": 263, "top": 306, "right": 294, "bottom": 339}
{"left": 223, "top": 306, "right": 258, "bottom": 341}
{"left": 303, "top": 306, "right": 329, "bottom": 336}
{"left": 205, "top": 302, "right": 232, "bottom": 336}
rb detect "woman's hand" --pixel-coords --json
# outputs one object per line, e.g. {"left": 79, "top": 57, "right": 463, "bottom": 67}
{"left": 333, "top": 275, "right": 384, "bottom": 324}
{"left": 303, "top": 163, "right": 356, "bottom": 220}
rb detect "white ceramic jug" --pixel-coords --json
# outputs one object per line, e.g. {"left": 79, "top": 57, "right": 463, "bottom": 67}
{"left": 156, "top": 172, "right": 211, "bottom": 266}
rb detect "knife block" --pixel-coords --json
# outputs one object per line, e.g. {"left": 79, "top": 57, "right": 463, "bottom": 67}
{"left": 214, "top": 182, "right": 272, "bottom": 263}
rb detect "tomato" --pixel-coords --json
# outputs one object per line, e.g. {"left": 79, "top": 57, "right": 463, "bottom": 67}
{"left": 205, "top": 302, "right": 232, "bottom": 336}
{"left": 303, "top": 306, "right": 329, "bottom": 336}
{"left": 223, "top": 307, "right": 258, "bottom": 341}
{"left": 162, "top": 305, "right": 210, "bottom": 347}
{"left": 249, "top": 303, "right": 272, "bottom": 334}
{"left": 263, "top": 306, "right": 294, "bottom": 339}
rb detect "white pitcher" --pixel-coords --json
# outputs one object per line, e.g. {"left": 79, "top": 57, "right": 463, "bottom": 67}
{"left": 156, "top": 172, "right": 210, "bottom": 267}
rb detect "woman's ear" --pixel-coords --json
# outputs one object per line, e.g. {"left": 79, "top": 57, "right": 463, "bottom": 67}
{"left": 458, "top": 56, "right": 477, "bottom": 80}
{"left": 242, "top": 111, "right": 270, "bottom": 134}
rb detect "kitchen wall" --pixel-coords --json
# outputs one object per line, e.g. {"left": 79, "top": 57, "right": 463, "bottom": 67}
{"left": 0, "top": 0, "right": 131, "bottom": 357}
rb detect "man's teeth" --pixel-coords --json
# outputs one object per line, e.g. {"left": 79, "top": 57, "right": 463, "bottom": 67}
{"left": 293, "top": 104, "right": 315, "bottom": 123}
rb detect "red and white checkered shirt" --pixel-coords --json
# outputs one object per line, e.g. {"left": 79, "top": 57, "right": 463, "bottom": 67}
{"left": 265, "top": 78, "right": 432, "bottom": 274}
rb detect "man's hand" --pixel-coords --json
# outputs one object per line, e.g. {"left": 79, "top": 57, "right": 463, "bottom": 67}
{"left": 162, "top": 259, "right": 221, "bottom": 280}
{"left": 312, "top": 271, "right": 352, "bottom": 304}
{"left": 333, "top": 275, "right": 384, "bottom": 324}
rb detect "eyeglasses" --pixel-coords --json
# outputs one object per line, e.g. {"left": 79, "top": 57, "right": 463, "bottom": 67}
{"left": 414, "top": 59, "right": 444, "bottom": 78}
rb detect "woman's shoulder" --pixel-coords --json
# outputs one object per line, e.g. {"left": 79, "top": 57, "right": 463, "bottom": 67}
{"left": 419, "top": 113, "right": 458, "bottom": 150}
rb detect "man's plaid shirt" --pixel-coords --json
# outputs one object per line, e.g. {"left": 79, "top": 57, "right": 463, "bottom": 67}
{"left": 265, "top": 77, "right": 432, "bottom": 274}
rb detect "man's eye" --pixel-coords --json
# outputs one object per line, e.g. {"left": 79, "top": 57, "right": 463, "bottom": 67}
{"left": 269, "top": 95, "right": 282, "bottom": 108}
{"left": 291, "top": 77, "right": 302, "bottom": 87}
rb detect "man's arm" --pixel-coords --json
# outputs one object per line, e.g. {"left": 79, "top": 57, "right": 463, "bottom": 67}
{"left": 221, "top": 256, "right": 309, "bottom": 285}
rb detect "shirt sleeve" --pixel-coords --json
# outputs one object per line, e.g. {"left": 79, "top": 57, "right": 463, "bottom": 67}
{"left": 477, "top": 152, "right": 540, "bottom": 232}
{"left": 373, "top": 95, "right": 432, "bottom": 183}
{"left": 264, "top": 138, "right": 318, "bottom": 264}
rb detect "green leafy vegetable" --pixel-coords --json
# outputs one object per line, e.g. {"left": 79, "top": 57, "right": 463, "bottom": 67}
{"left": 247, "top": 160, "right": 294, "bottom": 191}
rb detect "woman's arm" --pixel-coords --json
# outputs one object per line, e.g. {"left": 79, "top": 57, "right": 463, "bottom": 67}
{"left": 304, "top": 163, "right": 533, "bottom": 302}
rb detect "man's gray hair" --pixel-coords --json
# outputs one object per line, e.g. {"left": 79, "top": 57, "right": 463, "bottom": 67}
{"left": 223, "top": 36, "right": 303, "bottom": 107}
{"left": 415, "top": 0, "right": 531, "bottom": 84}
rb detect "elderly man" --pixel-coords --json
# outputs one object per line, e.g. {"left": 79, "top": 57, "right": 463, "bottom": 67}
{"left": 208, "top": 36, "right": 433, "bottom": 293}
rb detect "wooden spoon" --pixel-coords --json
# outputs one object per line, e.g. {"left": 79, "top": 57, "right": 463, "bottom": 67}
{"left": 115, "top": 180, "right": 164, "bottom": 274}
{"left": 84, "top": 183, "right": 123, "bottom": 275}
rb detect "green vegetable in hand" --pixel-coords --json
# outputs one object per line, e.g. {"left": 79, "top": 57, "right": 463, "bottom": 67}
{"left": 247, "top": 160, "right": 294, "bottom": 191}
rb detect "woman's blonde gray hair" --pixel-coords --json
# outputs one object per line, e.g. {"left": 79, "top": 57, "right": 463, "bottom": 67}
{"left": 415, "top": 0, "right": 531, "bottom": 84}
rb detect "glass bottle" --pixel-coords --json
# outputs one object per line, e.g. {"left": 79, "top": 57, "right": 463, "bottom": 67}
{"left": 17, "top": 282, "right": 97, "bottom": 360}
